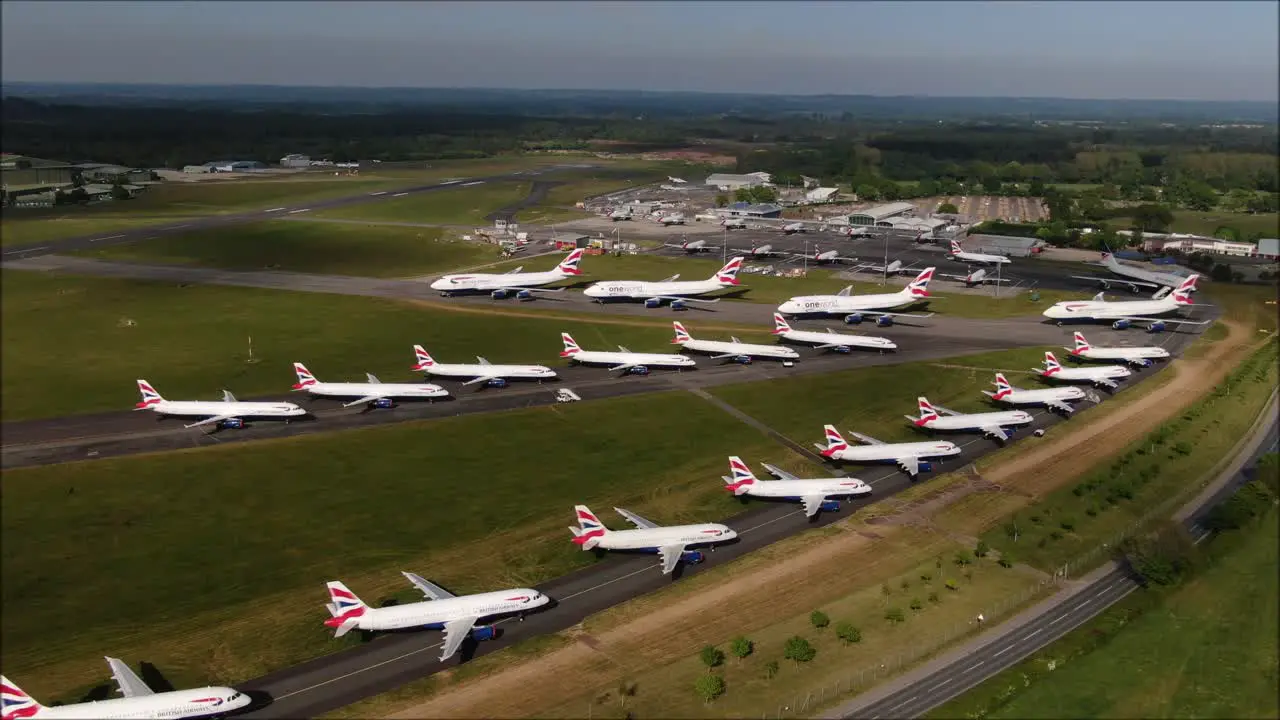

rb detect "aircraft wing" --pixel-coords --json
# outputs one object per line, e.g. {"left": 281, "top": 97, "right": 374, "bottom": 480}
{"left": 849, "top": 310, "right": 936, "bottom": 319}
{"left": 183, "top": 413, "right": 240, "bottom": 429}
{"left": 614, "top": 506, "right": 660, "bottom": 530}
{"left": 503, "top": 266, "right": 525, "bottom": 275}
{"left": 657, "top": 544, "right": 688, "bottom": 575}
{"left": 439, "top": 616, "right": 480, "bottom": 662}
{"left": 402, "top": 571, "right": 456, "bottom": 600}
{"left": 1045, "top": 399, "right": 1076, "bottom": 414}
{"left": 896, "top": 456, "right": 922, "bottom": 477}
{"left": 607, "top": 362, "right": 642, "bottom": 373}
{"left": 341, "top": 393, "right": 388, "bottom": 408}
{"left": 105, "top": 657, "right": 154, "bottom": 698}
{"left": 1114, "top": 316, "right": 1212, "bottom": 326}
{"left": 1092, "top": 377, "right": 1120, "bottom": 390}
{"left": 461, "top": 374, "right": 502, "bottom": 386}
{"left": 760, "top": 462, "right": 800, "bottom": 481}
{"left": 648, "top": 295, "right": 720, "bottom": 304}
{"left": 979, "top": 425, "right": 1012, "bottom": 442}
{"left": 1069, "top": 275, "right": 1160, "bottom": 291}
{"left": 494, "top": 285, "right": 566, "bottom": 294}
{"left": 800, "top": 495, "right": 828, "bottom": 518}
{"left": 658, "top": 274, "right": 681, "bottom": 282}
{"left": 847, "top": 430, "right": 883, "bottom": 445}
{"left": 930, "top": 404, "right": 964, "bottom": 417}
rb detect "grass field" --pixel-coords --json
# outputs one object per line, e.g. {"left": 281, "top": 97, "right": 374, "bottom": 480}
{"left": 932, "top": 511, "right": 1279, "bottom": 720}
{"left": 0, "top": 216, "right": 202, "bottom": 247}
{"left": 64, "top": 220, "right": 499, "bottom": 277}
{"left": 1106, "top": 210, "right": 1279, "bottom": 238}
{"left": 312, "top": 181, "right": 538, "bottom": 225}
{"left": 1, "top": 271, "right": 776, "bottom": 421}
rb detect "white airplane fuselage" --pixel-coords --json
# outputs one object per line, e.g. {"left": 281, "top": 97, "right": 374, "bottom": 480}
{"left": 952, "top": 251, "right": 1010, "bottom": 265}
{"left": 918, "top": 410, "right": 1033, "bottom": 432}
{"left": 990, "top": 386, "right": 1086, "bottom": 407}
{"left": 678, "top": 338, "right": 799, "bottom": 360}
{"left": 826, "top": 440, "right": 961, "bottom": 464}
{"left": 595, "top": 524, "right": 735, "bottom": 553}
{"left": 1042, "top": 296, "right": 1182, "bottom": 322}
{"left": 430, "top": 269, "right": 568, "bottom": 293}
{"left": 566, "top": 350, "right": 696, "bottom": 369}
{"left": 1041, "top": 365, "right": 1131, "bottom": 384}
{"left": 741, "top": 478, "right": 871, "bottom": 501}
{"left": 1071, "top": 346, "right": 1169, "bottom": 364}
{"left": 301, "top": 381, "right": 449, "bottom": 401}
{"left": 776, "top": 328, "right": 898, "bottom": 351}
{"left": 777, "top": 290, "right": 920, "bottom": 316}
{"left": 584, "top": 279, "right": 726, "bottom": 301}
{"left": 342, "top": 590, "right": 548, "bottom": 633}
{"left": 143, "top": 400, "right": 307, "bottom": 422}
{"left": 420, "top": 363, "right": 557, "bottom": 381}
{"left": 9, "top": 688, "right": 252, "bottom": 719}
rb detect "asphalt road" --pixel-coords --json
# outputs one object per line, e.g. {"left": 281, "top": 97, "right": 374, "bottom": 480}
{"left": 221, "top": 318, "right": 1207, "bottom": 719}
{"left": 0, "top": 164, "right": 594, "bottom": 261}
{"left": 828, "top": 393, "right": 1279, "bottom": 720}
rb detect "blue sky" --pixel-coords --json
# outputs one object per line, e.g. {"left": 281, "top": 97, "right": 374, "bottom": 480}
{"left": 2, "top": 1, "right": 1276, "bottom": 101}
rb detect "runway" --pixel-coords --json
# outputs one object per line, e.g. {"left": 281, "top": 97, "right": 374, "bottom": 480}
{"left": 0, "top": 164, "right": 595, "bottom": 261}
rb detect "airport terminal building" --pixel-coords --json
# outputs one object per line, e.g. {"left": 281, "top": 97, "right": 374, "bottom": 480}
{"left": 848, "top": 201, "right": 917, "bottom": 227}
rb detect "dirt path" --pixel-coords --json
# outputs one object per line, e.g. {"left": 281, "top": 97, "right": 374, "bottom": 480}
{"left": 386, "top": 320, "right": 1262, "bottom": 719}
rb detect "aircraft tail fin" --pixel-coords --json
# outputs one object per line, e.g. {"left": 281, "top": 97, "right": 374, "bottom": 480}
{"left": 904, "top": 267, "right": 935, "bottom": 298}
{"left": 411, "top": 345, "right": 436, "bottom": 371}
{"left": 672, "top": 321, "right": 692, "bottom": 344}
{"left": 322, "top": 581, "right": 367, "bottom": 636}
{"left": 988, "top": 372, "right": 1015, "bottom": 400}
{"left": 560, "top": 332, "right": 582, "bottom": 357}
{"left": 819, "top": 424, "right": 850, "bottom": 457}
{"left": 292, "top": 362, "right": 318, "bottom": 390}
{"left": 135, "top": 379, "right": 164, "bottom": 409}
{"left": 949, "top": 239, "right": 962, "bottom": 255}
{"left": 1172, "top": 274, "right": 1198, "bottom": 304}
{"left": 913, "top": 396, "right": 940, "bottom": 425}
{"left": 1043, "top": 351, "right": 1062, "bottom": 374}
{"left": 723, "top": 456, "right": 758, "bottom": 495}
{"left": 571, "top": 505, "right": 608, "bottom": 549}
{"left": 555, "top": 248, "right": 585, "bottom": 276}
{"left": 1072, "top": 332, "right": 1091, "bottom": 354}
{"left": 714, "top": 256, "right": 744, "bottom": 285}
{"left": 772, "top": 313, "right": 793, "bottom": 335}
{"left": 1, "top": 675, "right": 47, "bottom": 718}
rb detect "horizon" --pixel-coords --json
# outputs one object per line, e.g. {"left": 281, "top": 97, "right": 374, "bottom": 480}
{"left": 2, "top": 1, "right": 1276, "bottom": 103}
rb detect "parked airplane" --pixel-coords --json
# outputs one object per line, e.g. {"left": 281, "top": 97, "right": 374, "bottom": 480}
{"left": 772, "top": 313, "right": 897, "bottom": 352}
{"left": 609, "top": 208, "right": 633, "bottom": 221}
{"left": 559, "top": 332, "right": 696, "bottom": 375}
{"left": 948, "top": 239, "right": 1012, "bottom": 266}
{"left": 776, "top": 267, "right": 937, "bottom": 326}
{"left": 852, "top": 259, "right": 918, "bottom": 277}
{"left": 667, "top": 176, "right": 687, "bottom": 184}
{"left": 1, "top": 658, "right": 251, "bottom": 720}
{"left": 1035, "top": 351, "right": 1131, "bottom": 390}
{"left": 568, "top": 505, "right": 737, "bottom": 575}
{"left": 658, "top": 213, "right": 686, "bottom": 226}
{"left": 841, "top": 226, "right": 873, "bottom": 238}
{"left": 1066, "top": 331, "right": 1170, "bottom": 367}
{"left": 782, "top": 222, "right": 808, "bottom": 234}
{"left": 1041, "top": 275, "right": 1207, "bottom": 331}
{"left": 292, "top": 363, "right": 449, "bottom": 408}
{"left": 722, "top": 456, "right": 870, "bottom": 517}
{"left": 134, "top": 379, "right": 307, "bottom": 430}
{"left": 730, "top": 243, "right": 785, "bottom": 258}
{"left": 815, "top": 425, "right": 961, "bottom": 477}
{"left": 1069, "top": 250, "right": 1194, "bottom": 293}
{"left": 721, "top": 217, "right": 747, "bottom": 229}
{"left": 430, "top": 248, "right": 584, "bottom": 299}
{"left": 582, "top": 257, "right": 744, "bottom": 308}
{"left": 672, "top": 321, "right": 799, "bottom": 364}
{"left": 793, "top": 245, "right": 858, "bottom": 265}
{"left": 983, "top": 372, "right": 1085, "bottom": 415}
{"left": 411, "top": 346, "right": 557, "bottom": 387}
{"left": 906, "top": 396, "right": 1034, "bottom": 442}
{"left": 937, "top": 267, "right": 1013, "bottom": 287}
{"left": 322, "top": 575, "right": 549, "bottom": 662}
{"left": 663, "top": 238, "right": 722, "bottom": 254}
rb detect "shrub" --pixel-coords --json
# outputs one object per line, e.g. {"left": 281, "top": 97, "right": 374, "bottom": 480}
{"left": 763, "top": 660, "right": 779, "bottom": 679}
{"left": 1050, "top": 530, "right": 1064, "bottom": 540}
{"left": 784, "top": 636, "right": 816, "bottom": 665}
{"left": 997, "top": 551, "right": 1014, "bottom": 568}
{"left": 881, "top": 583, "right": 892, "bottom": 597}
{"left": 729, "top": 636, "right": 753, "bottom": 664}
{"left": 810, "top": 611, "right": 830, "bottom": 630}
{"left": 1173, "top": 441, "right": 1193, "bottom": 456}
{"left": 954, "top": 551, "right": 973, "bottom": 566}
{"left": 885, "top": 607, "right": 906, "bottom": 623}
{"left": 975, "top": 540, "right": 990, "bottom": 558}
{"left": 909, "top": 597, "right": 924, "bottom": 611}
{"left": 835, "top": 622, "right": 862, "bottom": 645}
{"left": 920, "top": 572, "right": 932, "bottom": 583}
{"left": 900, "top": 579, "right": 910, "bottom": 590}
{"left": 694, "top": 674, "right": 725, "bottom": 704}
{"left": 1060, "top": 519, "right": 1075, "bottom": 532}
{"left": 945, "top": 579, "right": 959, "bottom": 591}
{"left": 700, "top": 645, "right": 725, "bottom": 672}
{"left": 1085, "top": 506, "right": 1098, "bottom": 517}
{"left": 1030, "top": 514, "right": 1043, "bottom": 524}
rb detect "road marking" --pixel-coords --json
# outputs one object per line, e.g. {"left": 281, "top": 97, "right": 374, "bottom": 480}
{"left": 369, "top": 191, "right": 387, "bottom": 196}
{"left": 170, "top": 224, "right": 190, "bottom": 230}
{"left": 392, "top": 192, "right": 409, "bottom": 197}
{"left": 992, "top": 644, "right": 1013, "bottom": 657}
{"left": 1049, "top": 613, "right": 1067, "bottom": 625}
{"left": 288, "top": 208, "right": 312, "bottom": 214}
{"left": 460, "top": 181, "right": 485, "bottom": 186}
{"left": 264, "top": 207, "right": 287, "bottom": 212}
{"left": 1026, "top": 628, "right": 1042, "bottom": 638}
{"left": 966, "top": 661, "right": 984, "bottom": 671}
{"left": 3, "top": 246, "right": 49, "bottom": 255}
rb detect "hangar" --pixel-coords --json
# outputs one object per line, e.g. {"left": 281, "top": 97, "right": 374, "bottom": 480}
{"left": 848, "top": 201, "right": 917, "bottom": 227}
{"left": 715, "top": 202, "right": 783, "bottom": 219}
{"left": 705, "top": 172, "right": 770, "bottom": 191}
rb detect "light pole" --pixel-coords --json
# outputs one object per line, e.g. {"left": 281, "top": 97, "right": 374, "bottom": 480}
{"left": 803, "top": 238, "right": 809, "bottom": 276}
{"left": 882, "top": 231, "right": 890, "bottom": 287}
{"left": 722, "top": 226, "right": 728, "bottom": 264}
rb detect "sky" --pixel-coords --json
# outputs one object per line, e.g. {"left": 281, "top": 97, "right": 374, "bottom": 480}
{"left": 2, "top": 1, "right": 1277, "bottom": 102}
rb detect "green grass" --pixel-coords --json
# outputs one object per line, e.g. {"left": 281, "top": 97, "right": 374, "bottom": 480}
{"left": 932, "top": 510, "right": 1279, "bottom": 720}
{"left": 1105, "top": 210, "right": 1279, "bottom": 238}
{"left": 0, "top": 217, "right": 205, "bottom": 247}
{"left": 0, "top": 392, "right": 797, "bottom": 697}
{"left": 64, "top": 220, "right": 498, "bottom": 277}
{"left": 0, "top": 270, "right": 741, "bottom": 422}
{"left": 312, "top": 181, "right": 538, "bottom": 225}
{"left": 977, "top": 341, "right": 1279, "bottom": 572}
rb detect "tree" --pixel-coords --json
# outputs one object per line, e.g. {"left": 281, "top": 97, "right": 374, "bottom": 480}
{"left": 855, "top": 184, "right": 880, "bottom": 202}
{"left": 1120, "top": 520, "right": 1201, "bottom": 587}
{"left": 909, "top": 597, "right": 924, "bottom": 611}
{"left": 699, "top": 645, "right": 725, "bottom": 672}
{"left": 917, "top": 178, "right": 939, "bottom": 197}
{"left": 763, "top": 660, "right": 779, "bottom": 680}
{"left": 1211, "top": 263, "right": 1233, "bottom": 282}
{"left": 1130, "top": 204, "right": 1174, "bottom": 232}
{"left": 810, "top": 610, "right": 830, "bottom": 630}
{"left": 729, "top": 636, "right": 753, "bottom": 664}
{"left": 974, "top": 540, "right": 990, "bottom": 558}
{"left": 784, "top": 636, "right": 816, "bottom": 666}
{"left": 714, "top": 193, "right": 729, "bottom": 208}
{"left": 982, "top": 176, "right": 1003, "bottom": 194}
{"left": 1028, "top": 178, "right": 1046, "bottom": 197}
{"left": 938, "top": 201, "right": 959, "bottom": 214}
{"left": 1004, "top": 516, "right": 1021, "bottom": 542}
{"left": 835, "top": 622, "right": 862, "bottom": 646}
{"left": 694, "top": 674, "right": 725, "bottom": 704}
{"left": 733, "top": 188, "right": 752, "bottom": 203}
{"left": 617, "top": 680, "right": 638, "bottom": 709}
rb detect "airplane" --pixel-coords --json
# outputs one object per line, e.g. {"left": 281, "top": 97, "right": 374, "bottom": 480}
{"left": 667, "top": 176, "right": 687, "bottom": 184}
{"left": 730, "top": 243, "right": 786, "bottom": 259}
{"left": 841, "top": 226, "right": 873, "bottom": 238}
{"left": 134, "top": 379, "right": 307, "bottom": 430}
{"left": 568, "top": 505, "right": 737, "bottom": 575}
{"left": 411, "top": 345, "right": 558, "bottom": 387}
{"left": 906, "top": 396, "right": 1034, "bottom": 443}
{"left": 721, "top": 217, "right": 747, "bottom": 230}
{"left": 722, "top": 456, "right": 870, "bottom": 518}
{"left": 948, "top": 239, "right": 1012, "bottom": 266}
{"left": 663, "top": 238, "right": 723, "bottom": 254}
{"left": 430, "top": 248, "right": 584, "bottom": 300}
{"left": 291, "top": 363, "right": 448, "bottom": 408}
{"left": 814, "top": 425, "right": 961, "bottom": 478}
{"left": 772, "top": 313, "right": 897, "bottom": 353}
{"left": 1065, "top": 331, "right": 1170, "bottom": 368}
{"left": 781, "top": 222, "right": 808, "bottom": 234}
{"left": 1069, "top": 250, "right": 1196, "bottom": 293}
{"left": 1, "top": 658, "right": 251, "bottom": 720}
{"left": 1035, "top": 351, "right": 1131, "bottom": 390}
{"left": 559, "top": 332, "right": 696, "bottom": 375}
{"left": 852, "top": 259, "right": 918, "bottom": 277}
{"left": 608, "top": 208, "right": 633, "bottom": 221}
{"left": 793, "top": 245, "right": 859, "bottom": 265}
{"left": 982, "top": 372, "right": 1086, "bottom": 415}
{"left": 671, "top": 321, "right": 800, "bottom": 364}
{"left": 582, "top": 257, "right": 744, "bottom": 309}
{"left": 1041, "top": 275, "right": 1209, "bottom": 331}
{"left": 658, "top": 213, "right": 686, "bottom": 226}
{"left": 776, "top": 267, "right": 937, "bottom": 326}
{"left": 937, "top": 267, "right": 1014, "bottom": 287}
{"left": 322, "top": 575, "right": 550, "bottom": 662}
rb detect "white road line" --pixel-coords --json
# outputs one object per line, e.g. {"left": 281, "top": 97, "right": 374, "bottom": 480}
{"left": 170, "top": 224, "right": 190, "bottom": 230}
{"left": 460, "top": 181, "right": 484, "bottom": 186}
{"left": 370, "top": 191, "right": 387, "bottom": 196}
{"left": 4, "top": 246, "right": 49, "bottom": 255}
{"left": 992, "top": 644, "right": 1013, "bottom": 657}
{"left": 1026, "top": 628, "right": 1042, "bottom": 638}
{"left": 966, "top": 660, "right": 984, "bottom": 671}
{"left": 288, "top": 208, "right": 312, "bottom": 214}
{"left": 1048, "top": 613, "right": 1067, "bottom": 625}
{"left": 264, "top": 207, "right": 287, "bottom": 213}
{"left": 392, "top": 192, "right": 409, "bottom": 197}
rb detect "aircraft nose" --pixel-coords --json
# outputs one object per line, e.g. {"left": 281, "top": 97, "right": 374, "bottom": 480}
{"left": 777, "top": 301, "right": 798, "bottom": 314}
{"left": 583, "top": 284, "right": 602, "bottom": 297}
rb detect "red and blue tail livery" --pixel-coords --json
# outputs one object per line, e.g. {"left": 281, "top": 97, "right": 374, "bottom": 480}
{"left": 135, "top": 379, "right": 164, "bottom": 409}
{"left": 723, "top": 456, "right": 758, "bottom": 493}
{"left": 2, "top": 680, "right": 42, "bottom": 720}
{"left": 292, "top": 363, "right": 319, "bottom": 389}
